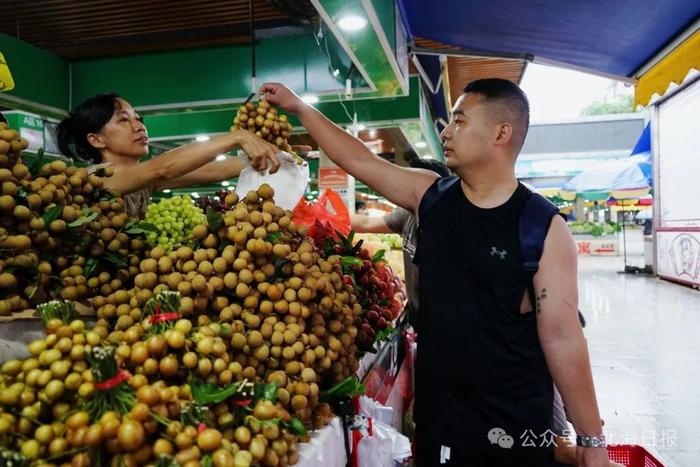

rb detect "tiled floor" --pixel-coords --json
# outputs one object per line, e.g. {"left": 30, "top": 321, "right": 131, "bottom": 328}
{"left": 579, "top": 254, "right": 700, "bottom": 466}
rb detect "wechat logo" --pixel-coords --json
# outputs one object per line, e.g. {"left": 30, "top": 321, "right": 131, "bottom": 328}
{"left": 488, "top": 427, "right": 514, "bottom": 449}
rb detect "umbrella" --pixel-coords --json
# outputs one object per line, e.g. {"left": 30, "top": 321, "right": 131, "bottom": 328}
{"left": 629, "top": 123, "right": 652, "bottom": 186}
{"left": 559, "top": 161, "right": 651, "bottom": 201}
{"left": 559, "top": 160, "right": 651, "bottom": 272}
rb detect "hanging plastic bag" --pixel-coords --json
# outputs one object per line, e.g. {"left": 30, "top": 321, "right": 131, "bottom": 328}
{"left": 357, "top": 395, "right": 394, "bottom": 426}
{"left": 292, "top": 189, "right": 351, "bottom": 243}
{"left": 353, "top": 416, "right": 412, "bottom": 467}
{"left": 235, "top": 150, "right": 309, "bottom": 210}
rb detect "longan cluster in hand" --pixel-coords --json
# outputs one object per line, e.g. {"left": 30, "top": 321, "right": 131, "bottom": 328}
{"left": 231, "top": 99, "right": 293, "bottom": 153}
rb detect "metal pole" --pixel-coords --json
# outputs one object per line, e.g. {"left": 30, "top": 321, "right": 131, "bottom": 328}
{"left": 621, "top": 204, "right": 628, "bottom": 268}
{"left": 249, "top": 0, "right": 256, "bottom": 94}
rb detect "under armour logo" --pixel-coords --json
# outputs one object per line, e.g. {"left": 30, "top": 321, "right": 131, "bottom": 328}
{"left": 440, "top": 445, "right": 451, "bottom": 464}
{"left": 490, "top": 247, "right": 508, "bottom": 259}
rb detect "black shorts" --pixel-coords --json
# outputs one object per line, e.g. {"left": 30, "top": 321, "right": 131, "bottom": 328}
{"left": 416, "top": 433, "right": 560, "bottom": 467}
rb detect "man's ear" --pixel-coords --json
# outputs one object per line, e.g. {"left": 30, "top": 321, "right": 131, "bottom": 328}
{"left": 494, "top": 122, "right": 513, "bottom": 146}
{"left": 87, "top": 132, "right": 107, "bottom": 150}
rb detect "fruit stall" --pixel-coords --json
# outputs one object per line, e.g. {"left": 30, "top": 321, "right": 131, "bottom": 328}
{"left": 0, "top": 71, "right": 422, "bottom": 463}
{"left": 0, "top": 0, "right": 426, "bottom": 461}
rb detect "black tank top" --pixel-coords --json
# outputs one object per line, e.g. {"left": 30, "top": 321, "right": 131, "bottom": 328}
{"left": 414, "top": 178, "right": 554, "bottom": 456}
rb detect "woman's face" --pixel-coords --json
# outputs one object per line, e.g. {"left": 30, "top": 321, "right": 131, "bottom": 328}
{"left": 88, "top": 98, "right": 149, "bottom": 159}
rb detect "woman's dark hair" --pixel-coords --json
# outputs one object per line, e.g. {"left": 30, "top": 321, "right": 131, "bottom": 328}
{"left": 57, "top": 93, "right": 121, "bottom": 163}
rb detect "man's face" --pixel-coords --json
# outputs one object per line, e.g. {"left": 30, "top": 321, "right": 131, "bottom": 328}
{"left": 440, "top": 93, "right": 495, "bottom": 170}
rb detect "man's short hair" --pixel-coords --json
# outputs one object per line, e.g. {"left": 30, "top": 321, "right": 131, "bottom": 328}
{"left": 462, "top": 78, "right": 530, "bottom": 153}
{"left": 409, "top": 158, "right": 451, "bottom": 177}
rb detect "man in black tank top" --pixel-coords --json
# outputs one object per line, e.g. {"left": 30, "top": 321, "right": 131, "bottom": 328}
{"left": 261, "top": 80, "right": 610, "bottom": 467}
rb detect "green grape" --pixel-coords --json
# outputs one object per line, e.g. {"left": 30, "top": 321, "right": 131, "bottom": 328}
{"left": 144, "top": 196, "right": 207, "bottom": 252}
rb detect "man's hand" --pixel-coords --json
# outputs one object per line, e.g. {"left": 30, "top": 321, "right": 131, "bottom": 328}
{"left": 577, "top": 447, "right": 612, "bottom": 466}
{"left": 260, "top": 83, "right": 305, "bottom": 115}
{"left": 233, "top": 130, "right": 281, "bottom": 173}
{"left": 257, "top": 82, "right": 438, "bottom": 212}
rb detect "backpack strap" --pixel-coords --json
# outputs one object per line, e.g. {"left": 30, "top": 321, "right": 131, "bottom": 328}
{"left": 519, "top": 189, "right": 561, "bottom": 274}
{"left": 519, "top": 189, "right": 561, "bottom": 310}
{"left": 418, "top": 176, "right": 460, "bottom": 225}
{"left": 414, "top": 176, "right": 460, "bottom": 266}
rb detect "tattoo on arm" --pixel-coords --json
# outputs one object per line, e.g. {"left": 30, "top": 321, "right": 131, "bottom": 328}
{"left": 536, "top": 288, "right": 548, "bottom": 314}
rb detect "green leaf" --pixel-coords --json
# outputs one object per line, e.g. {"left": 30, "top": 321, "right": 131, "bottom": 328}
{"left": 266, "top": 259, "right": 289, "bottom": 282}
{"left": 191, "top": 379, "right": 243, "bottom": 405}
{"left": 374, "top": 326, "right": 395, "bottom": 343}
{"left": 319, "top": 377, "right": 365, "bottom": 402}
{"left": 372, "top": 249, "right": 386, "bottom": 263}
{"left": 206, "top": 207, "right": 224, "bottom": 232}
{"left": 67, "top": 211, "right": 98, "bottom": 228}
{"left": 340, "top": 256, "right": 364, "bottom": 268}
{"left": 95, "top": 189, "right": 115, "bottom": 201}
{"left": 28, "top": 148, "right": 46, "bottom": 176}
{"left": 265, "top": 232, "right": 283, "bottom": 243}
{"left": 42, "top": 205, "right": 62, "bottom": 225}
{"left": 125, "top": 221, "right": 158, "bottom": 235}
{"left": 283, "top": 417, "right": 308, "bottom": 437}
{"left": 15, "top": 186, "right": 27, "bottom": 199}
{"left": 254, "top": 382, "right": 278, "bottom": 402}
{"left": 201, "top": 456, "right": 213, "bottom": 467}
{"left": 103, "top": 252, "right": 127, "bottom": 267}
{"left": 180, "top": 402, "right": 211, "bottom": 426}
{"left": 217, "top": 239, "right": 232, "bottom": 253}
{"left": 85, "top": 258, "right": 99, "bottom": 278}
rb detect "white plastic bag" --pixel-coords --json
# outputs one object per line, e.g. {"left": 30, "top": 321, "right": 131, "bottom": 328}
{"left": 358, "top": 395, "right": 394, "bottom": 426}
{"left": 235, "top": 151, "right": 309, "bottom": 210}
{"left": 296, "top": 417, "right": 349, "bottom": 467}
{"left": 355, "top": 419, "right": 412, "bottom": 467}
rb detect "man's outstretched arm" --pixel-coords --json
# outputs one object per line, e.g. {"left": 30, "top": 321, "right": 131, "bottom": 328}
{"left": 260, "top": 83, "right": 438, "bottom": 214}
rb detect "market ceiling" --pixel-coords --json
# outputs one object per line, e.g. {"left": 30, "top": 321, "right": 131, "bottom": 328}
{"left": 0, "top": 0, "right": 316, "bottom": 58}
{"left": 399, "top": 0, "right": 700, "bottom": 80}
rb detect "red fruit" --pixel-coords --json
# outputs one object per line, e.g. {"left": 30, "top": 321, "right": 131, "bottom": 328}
{"left": 356, "top": 330, "right": 367, "bottom": 343}
{"left": 368, "top": 310, "right": 379, "bottom": 322}
{"left": 360, "top": 249, "right": 370, "bottom": 259}
{"left": 376, "top": 317, "right": 387, "bottom": 330}
{"left": 361, "top": 322, "right": 372, "bottom": 333}
{"left": 381, "top": 310, "right": 392, "bottom": 321}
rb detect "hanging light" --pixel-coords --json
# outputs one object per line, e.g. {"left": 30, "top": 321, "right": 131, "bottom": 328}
{"left": 301, "top": 94, "right": 319, "bottom": 104}
{"left": 337, "top": 14, "right": 367, "bottom": 31}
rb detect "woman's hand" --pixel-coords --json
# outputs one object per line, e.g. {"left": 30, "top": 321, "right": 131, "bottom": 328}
{"left": 233, "top": 130, "right": 281, "bottom": 173}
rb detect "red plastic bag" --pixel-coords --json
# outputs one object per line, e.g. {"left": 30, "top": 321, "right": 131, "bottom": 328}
{"left": 293, "top": 189, "right": 351, "bottom": 243}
